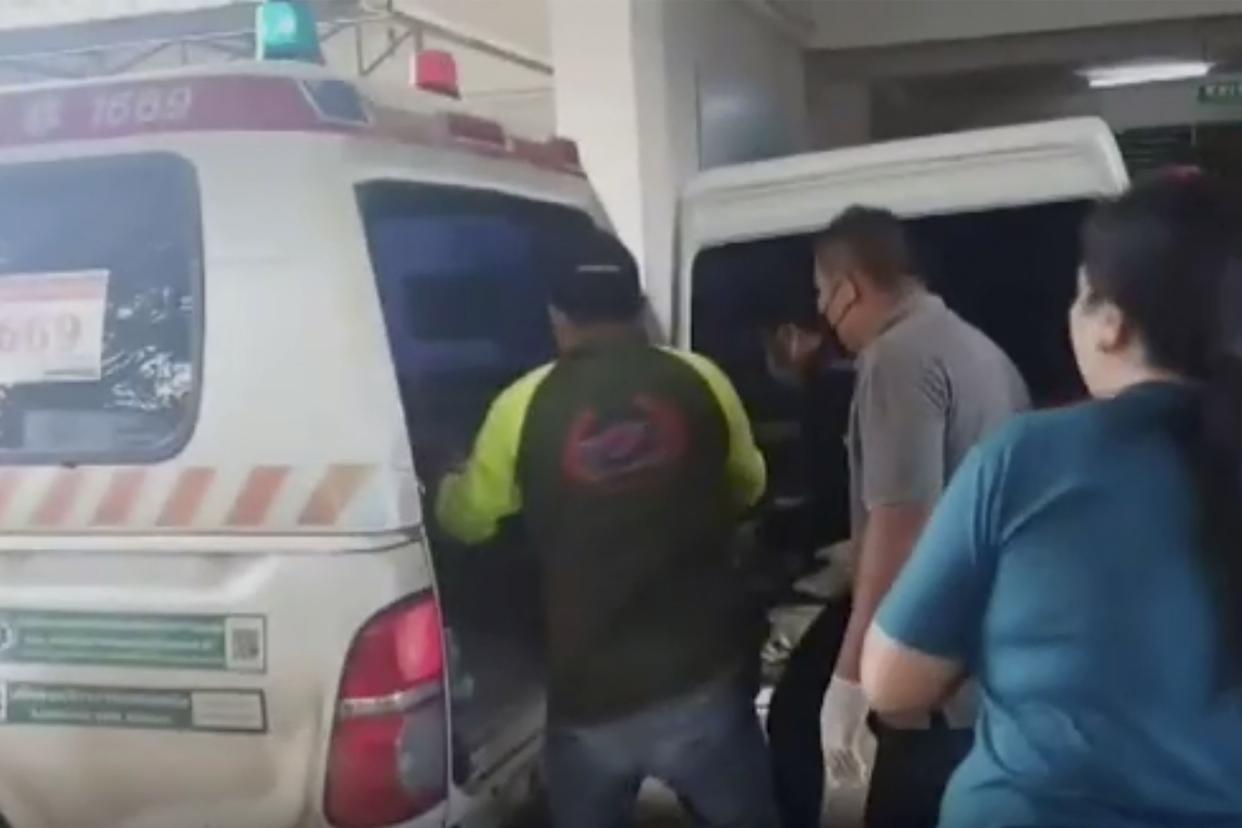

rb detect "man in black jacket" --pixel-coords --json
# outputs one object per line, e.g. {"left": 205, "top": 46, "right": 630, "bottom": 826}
{"left": 438, "top": 232, "right": 778, "bottom": 828}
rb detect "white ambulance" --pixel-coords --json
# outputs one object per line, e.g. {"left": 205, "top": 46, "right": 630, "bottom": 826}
{"left": 678, "top": 120, "right": 1129, "bottom": 531}
{"left": 0, "top": 44, "right": 1130, "bottom": 828}
{"left": 0, "top": 57, "right": 601, "bottom": 828}
{"left": 677, "top": 118, "right": 1129, "bottom": 823}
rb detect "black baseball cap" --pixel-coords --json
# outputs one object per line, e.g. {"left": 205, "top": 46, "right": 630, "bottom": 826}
{"left": 549, "top": 231, "right": 645, "bottom": 324}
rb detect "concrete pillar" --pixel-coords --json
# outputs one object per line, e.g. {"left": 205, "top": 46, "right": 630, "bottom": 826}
{"left": 549, "top": 0, "right": 808, "bottom": 339}
{"left": 548, "top": 0, "right": 649, "bottom": 276}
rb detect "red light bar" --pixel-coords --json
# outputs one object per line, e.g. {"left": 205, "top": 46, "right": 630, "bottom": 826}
{"left": 0, "top": 72, "right": 586, "bottom": 179}
{"left": 512, "top": 137, "right": 584, "bottom": 174}
{"left": 445, "top": 113, "right": 506, "bottom": 151}
{"left": 413, "top": 50, "right": 460, "bottom": 99}
{"left": 0, "top": 75, "right": 366, "bottom": 148}
{"left": 549, "top": 136, "right": 583, "bottom": 170}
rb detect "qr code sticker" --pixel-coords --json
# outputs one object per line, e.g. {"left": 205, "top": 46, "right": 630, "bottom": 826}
{"left": 225, "top": 617, "right": 265, "bottom": 672}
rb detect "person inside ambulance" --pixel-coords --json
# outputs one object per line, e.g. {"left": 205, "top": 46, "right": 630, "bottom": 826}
{"left": 770, "top": 207, "right": 1029, "bottom": 828}
{"left": 756, "top": 309, "right": 856, "bottom": 828}
{"left": 435, "top": 232, "right": 779, "bottom": 828}
{"left": 744, "top": 291, "right": 854, "bottom": 592}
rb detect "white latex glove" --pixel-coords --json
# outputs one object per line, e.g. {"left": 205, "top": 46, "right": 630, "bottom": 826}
{"left": 819, "top": 675, "right": 870, "bottom": 789}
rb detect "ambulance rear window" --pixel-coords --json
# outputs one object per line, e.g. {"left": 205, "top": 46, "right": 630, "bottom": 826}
{"left": 0, "top": 153, "right": 202, "bottom": 464}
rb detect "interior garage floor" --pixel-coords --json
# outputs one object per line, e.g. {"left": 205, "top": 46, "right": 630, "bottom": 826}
{"left": 512, "top": 778, "right": 867, "bottom": 827}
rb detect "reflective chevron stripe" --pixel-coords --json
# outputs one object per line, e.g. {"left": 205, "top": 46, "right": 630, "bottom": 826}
{"left": 0, "top": 464, "right": 381, "bottom": 530}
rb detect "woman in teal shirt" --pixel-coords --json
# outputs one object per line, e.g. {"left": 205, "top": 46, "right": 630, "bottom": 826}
{"left": 862, "top": 172, "right": 1242, "bottom": 827}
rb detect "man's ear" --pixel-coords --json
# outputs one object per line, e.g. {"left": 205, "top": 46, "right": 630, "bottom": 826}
{"left": 839, "top": 267, "right": 864, "bottom": 306}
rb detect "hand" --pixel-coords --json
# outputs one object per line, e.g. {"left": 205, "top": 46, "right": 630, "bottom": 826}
{"left": 819, "top": 675, "right": 870, "bottom": 789}
{"left": 764, "top": 323, "right": 825, "bottom": 387}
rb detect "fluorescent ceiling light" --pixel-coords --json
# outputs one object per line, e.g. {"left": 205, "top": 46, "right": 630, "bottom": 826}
{"left": 1082, "top": 61, "right": 1213, "bottom": 89}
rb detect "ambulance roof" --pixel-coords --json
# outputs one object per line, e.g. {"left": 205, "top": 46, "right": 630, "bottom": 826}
{"left": 0, "top": 59, "right": 583, "bottom": 177}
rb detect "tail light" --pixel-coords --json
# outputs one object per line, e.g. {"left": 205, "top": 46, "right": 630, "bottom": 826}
{"left": 325, "top": 595, "right": 448, "bottom": 828}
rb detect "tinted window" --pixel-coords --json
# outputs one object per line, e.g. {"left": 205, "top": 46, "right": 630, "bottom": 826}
{"left": 909, "top": 200, "right": 1089, "bottom": 405}
{"left": 691, "top": 200, "right": 1089, "bottom": 409}
{"left": 357, "top": 182, "right": 600, "bottom": 450}
{"left": 0, "top": 153, "right": 202, "bottom": 463}
{"left": 690, "top": 201, "right": 1088, "bottom": 557}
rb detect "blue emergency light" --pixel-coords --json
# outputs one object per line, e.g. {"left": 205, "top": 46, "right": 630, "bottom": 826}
{"left": 256, "top": 0, "right": 323, "bottom": 63}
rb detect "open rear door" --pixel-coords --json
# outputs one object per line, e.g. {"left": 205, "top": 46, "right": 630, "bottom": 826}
{"left": 676, "top": 117, "right": 1128, "bottom": 347}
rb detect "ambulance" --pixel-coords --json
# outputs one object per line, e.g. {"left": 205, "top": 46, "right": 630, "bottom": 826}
{"left": 678, "top": 118, "right": 1129, "bottom": 822}
{"left": 679, "top": 114, "right": 1130, "bottom": 592}
{"left": 0, "top": 14, "right": 1130, "bottom": 828}
{"left": 0, "top": 48, "right": 598, "bottom": 828}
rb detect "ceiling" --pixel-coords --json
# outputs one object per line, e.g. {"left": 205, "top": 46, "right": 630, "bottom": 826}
{"left": 394, "top": 0, "right": 548, "bottom": 60}
{"left": 793, "top": 0, "right": 1242, "bottom": 51}
{"left": 0, "top": 0, "right": 237, "bottom": 30}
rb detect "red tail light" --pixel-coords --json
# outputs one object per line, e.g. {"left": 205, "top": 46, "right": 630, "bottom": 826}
{"left": 325, "top": 595, "right": 448, "bottom": 828}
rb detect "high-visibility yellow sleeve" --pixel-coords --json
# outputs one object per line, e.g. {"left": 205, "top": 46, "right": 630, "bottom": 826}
{"left": 666, "top": 349, "right": 767, "bottom": 510}
{"left": 435, "top": 364, "right": 553, "bottom": 544}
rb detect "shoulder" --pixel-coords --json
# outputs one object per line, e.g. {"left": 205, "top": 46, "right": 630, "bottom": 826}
{"left": 492, "top": 362, "right": 557, "bottom": 418}
{"left": 863, "top": 299, "right": 960, "bottom": 377}
{"left": 859, "top": 330, "right": 927, "bottom": 383}
{"left": 656, "top": 347, "right": 732, "bottom": 389}
{"left": 660, "top": 346, "right": 718, "bottom": 373}
{"left": 857, "top": 327, "right": 944, "bottom": 407}
{"left": 971, "top": 401, "right": 1108, "bottom": 474}
{"left": 656, "top": 347, "right": 745, "bottom": 413}
{"left": 1010, "top": 399, "right": 1111, "bottom": 439}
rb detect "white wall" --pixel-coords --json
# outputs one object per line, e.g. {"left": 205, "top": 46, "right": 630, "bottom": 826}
{"left": 682, "top": 1, "right": 807, "bottom": 168}
{"left": 393, "top": 0, "right": 549, "bottom": 59}
{"left": 646, "top": 0, "right": 806, "bottom": 328}
{"left": 551, "top": 0, "right": 807, "bottom": 332}
{"left": 549, "top": 0, "right": 649, "bottom": 261}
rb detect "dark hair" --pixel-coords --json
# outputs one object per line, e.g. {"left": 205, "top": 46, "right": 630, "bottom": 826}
{"left": 1082, "top": 171, "right": 1242, "bottom": 684}
{"left": 814, "top": 205, "right": 916, "bottom": 289}
{"left": 757, "top": 273, "right": 820, "bottom": 331}
{"left": 550, "top": 231, "right": 644, "bottom": 324}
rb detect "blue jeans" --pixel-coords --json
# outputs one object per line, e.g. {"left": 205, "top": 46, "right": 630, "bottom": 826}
{"left": 545, "top": 676, "right": 779, "bottom": 828}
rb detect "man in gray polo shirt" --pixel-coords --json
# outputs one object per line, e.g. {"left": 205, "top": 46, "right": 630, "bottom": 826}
{"left": 813, "top": 207, "right": 1029, "bottom": 827}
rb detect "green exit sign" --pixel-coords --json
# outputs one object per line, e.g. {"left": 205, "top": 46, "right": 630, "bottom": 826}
{"left": 1199, "top": 80, "right": 1242, "bottom": 104}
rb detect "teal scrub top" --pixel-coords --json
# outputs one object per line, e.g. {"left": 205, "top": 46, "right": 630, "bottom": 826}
{"left": 878, "top": 383, "right": 1242, "bottom": 828}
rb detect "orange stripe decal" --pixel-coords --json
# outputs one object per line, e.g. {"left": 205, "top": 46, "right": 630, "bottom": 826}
{"left": 33, "top": 469, "right": 85, "bottom": 527}
{"left": 157, "top": 467, "right": 216, "bottom": 528}
{"left": 93, "top": 469, "right": 146, "bottom": 526}
{"left": 0, "top": 470, "right": 24, "bottom": 521}
{"left": 227, "top": 466, "right": 290, "bottom": 527}
{"left": 299, "top": 464, "right": 372, "bottom": 526}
